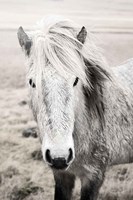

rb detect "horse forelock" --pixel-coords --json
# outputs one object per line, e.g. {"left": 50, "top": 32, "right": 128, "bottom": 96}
{"left": 32, "top": 20, "right": 87, "bottom": 85}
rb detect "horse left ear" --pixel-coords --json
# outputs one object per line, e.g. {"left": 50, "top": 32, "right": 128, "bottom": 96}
{"left": 77, "top": 26, "right": 87, "bottom": 44}
{"left": 17, "top": 26, "right": 32, "bottom": 56}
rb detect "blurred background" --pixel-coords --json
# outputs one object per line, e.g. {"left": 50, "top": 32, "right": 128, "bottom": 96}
{"left": 0, "top": 0, "right": 133, "bottom": 199}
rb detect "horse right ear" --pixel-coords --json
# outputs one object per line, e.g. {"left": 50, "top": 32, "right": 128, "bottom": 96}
{"left": 77, "top": 26, "right": 87, "bottom": 44}
{"left": 17, "top": 26, "right": 32, "bottom": 56}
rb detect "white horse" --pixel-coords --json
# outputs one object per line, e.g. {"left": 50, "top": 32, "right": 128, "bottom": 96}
{"left": 17, "top": 15, "right": 133, "bottom": 200}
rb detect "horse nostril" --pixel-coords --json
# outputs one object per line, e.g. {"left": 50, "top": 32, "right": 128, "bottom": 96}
{"left": 67, "top": 148, "right": 73, "bottom": 164}
{"left": 45, "top": 149, "right": 52, "bottom": 164}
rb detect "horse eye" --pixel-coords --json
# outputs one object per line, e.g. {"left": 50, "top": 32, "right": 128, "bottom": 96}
{"left": 29, "top": 79, "right": 36, "bottom": 88}
{"left": 73, "top": 77, "right": 79, "bottom": 87}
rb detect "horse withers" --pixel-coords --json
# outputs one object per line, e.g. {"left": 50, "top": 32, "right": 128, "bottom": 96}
{"left": 17, "top": 15, "right": 133, "bottom": 200}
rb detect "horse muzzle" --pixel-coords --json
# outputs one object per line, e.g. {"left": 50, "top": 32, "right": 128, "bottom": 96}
{"left": 45, "top": 148, "right": 74, "bottom": 170}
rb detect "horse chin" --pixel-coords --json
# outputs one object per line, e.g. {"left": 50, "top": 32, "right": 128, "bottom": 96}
{"left": 48, "top": 163, "right": 71, "bottom": 171}
{"left": 51, "top": 165, "right": 68, "bottom": 171}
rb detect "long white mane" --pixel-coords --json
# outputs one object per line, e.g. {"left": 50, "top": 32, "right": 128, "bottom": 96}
{"left": 28, "top": 15, "right": 109, "bottom": 89}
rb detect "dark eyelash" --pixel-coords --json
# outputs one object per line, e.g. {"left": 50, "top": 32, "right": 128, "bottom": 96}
{"left": 73, "top": 77, "right": 79, "bottom": 87}
{"left": 29, "top": 79, "right": 36, "bottom": 88}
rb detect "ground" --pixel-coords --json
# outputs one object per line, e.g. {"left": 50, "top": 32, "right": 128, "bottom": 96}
{"left": 0, "top": 0, "right": 133, "bottom": 199}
